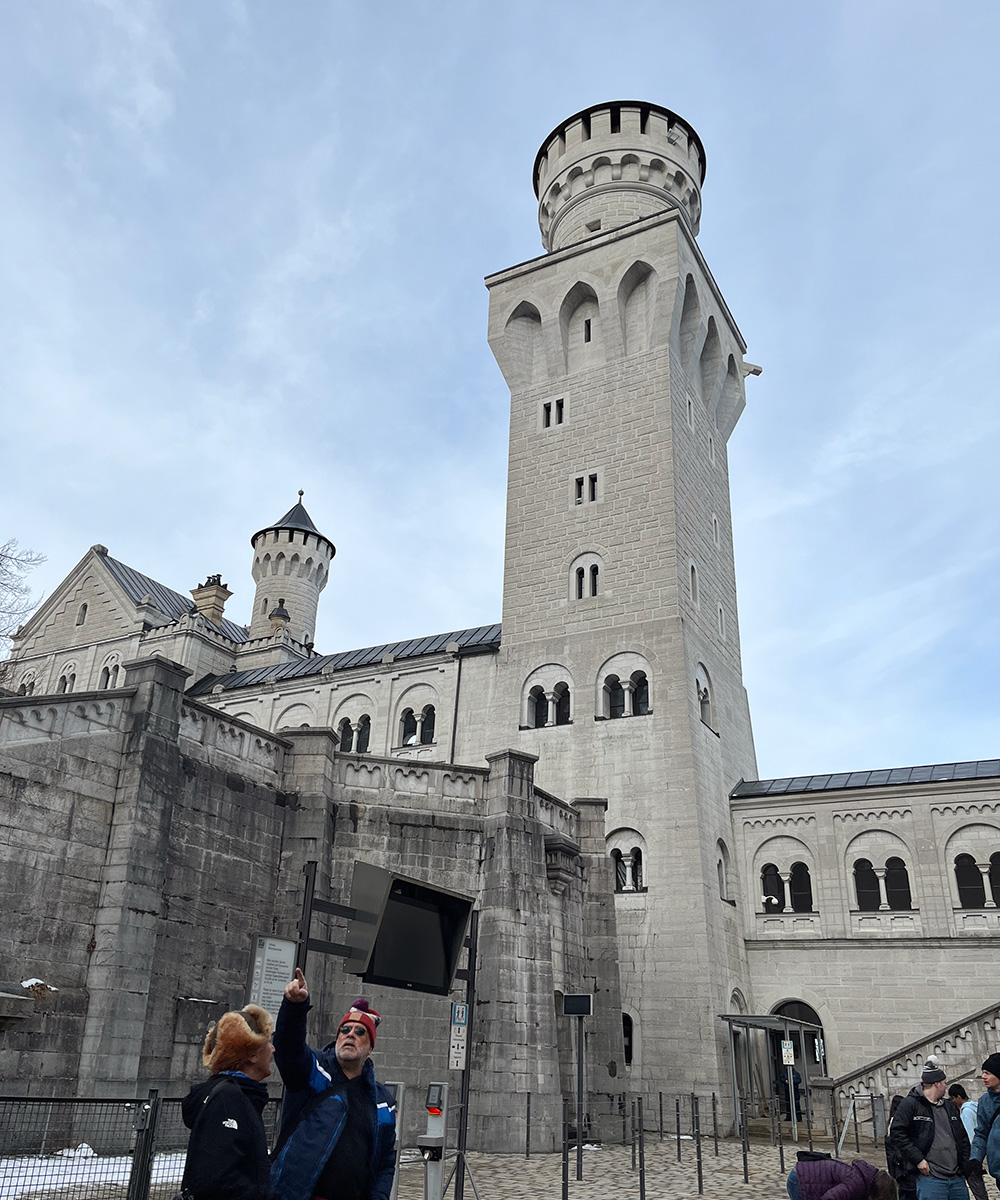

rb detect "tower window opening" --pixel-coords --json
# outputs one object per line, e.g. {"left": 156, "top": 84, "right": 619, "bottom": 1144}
{"left": 584, "top": 318, "right": 592, "bottom": 343}
{"left": 885, "top": 857, "right": 912, "bottom": 910}
{"left": 610, "top": 105, "right": 621, "bottom": 134}
{"left": 631, "top": 671, "right": 649, "bottom": 715}
{"left": 99, "top": 667, "right": 110, "bottom": 689}
{"left": 590, "top": 563, "right": 599, "bottom": 596}
{"left": 761, "top": 863, "right": 785, "bottom": 912}
{"left": 789, "top": 862, "right": 813, "bottom": 912}
{"left": 690, "top": 564, "right": 699, "bottom": 605}
{"left": 261, "top": 598, "right": 268, "bottom": 615}
{"left": 338, "top": 719, "right": 354, "bottom": 753}
{"left": 400, "top": 708, "right": 417, "bottom": 746}
{"left": 622, "top": 1013, "right": 633, "bottom": 1065}
{"left": 420, "top": 704, "right": 436, "bottom": 744}
{"left": 530, "top": 686, "right": 548, "bottom": 728}
{"left": 76, "top": 603, "right": 88, "bottom": 626}
{"left": 575, "top": 476, "right": 584, "bottom": 504}
{"left": 955, "top": 854, "right": 985, "bottom": 908}
{"left": 639, "top": 105, "right": 649, "bottom": 134}
{"left": 588, "top": 473, "right": 598, "bottom": 502}
{"left": 718, "top": 606, "right": 726, "bottom": 639}
{"left": 854, "top": 859, "right": 880, "bottom": 911}
{"left": 554, "top": 682, "right": 571, "bottom": 725}
{"left": 605, "top": 675, "right": 625, "bottom": 719}
{"left": 543, "top": 402, "right": 552, "bottom": 428}
{"left": 576, "top": 568, "right": 585, "bottom": 600}
{"left": 687, "top": 396, "right": 693, "bottom": 428}
{"left": 581, "top": 112, "right": 591, "bottom": 141}
{"left": 356, "top": 715, "right": 371, "bottom": 754}
{"left": 712, "top": 515, "right": 719, "bottom": 545}
{"left": 709, "top": 435, "right": 716, "bottom": 464}
{"left": 612, "top": 849, "right": 627, "bottom": 891}
{"left": 556, "top": 398, "right": 564, "bottom": 424}
{"left": 991, "top": 853, "right": 1000, "bottom": 906}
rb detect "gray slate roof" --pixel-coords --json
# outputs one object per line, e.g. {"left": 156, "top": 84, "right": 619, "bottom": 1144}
{"left": 187, "top": 622, "right": 502, "bottom": 696}
{"left": 104, "top": 554, "right": 249, "bottom": 644}
{"left": 731, "top": 758, "right": 1000, "bottom": 799}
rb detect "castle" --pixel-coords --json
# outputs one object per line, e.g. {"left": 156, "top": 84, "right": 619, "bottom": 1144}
{"left": 3, "top": 101, "right": 1000, "bottom": 1141}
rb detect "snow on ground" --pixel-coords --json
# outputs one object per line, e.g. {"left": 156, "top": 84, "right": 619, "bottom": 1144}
{"left": 0, "top": 1151, "right": 185, "bottom": 1199}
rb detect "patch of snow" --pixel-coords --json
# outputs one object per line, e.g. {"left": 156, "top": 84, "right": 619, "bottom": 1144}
{"left": 55, "top": 1144, "right": 95, "bottom": 1158}
{"left": 20, "top": 979, "right": 58, "bottom": 991}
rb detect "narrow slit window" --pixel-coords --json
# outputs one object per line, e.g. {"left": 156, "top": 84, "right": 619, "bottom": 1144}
{"left": 555, "top": 398, "right": 564, "bottom": 424}
{"left": 543, "top": 402, "right": 552, "bottom": 428}
{"left": 589, "top": 474, "right": 598, "bottom": 502}
{"left": 576, "top": 567, "right": 585, "bottom": 599}
{"left": 583, "top": 318, "right": 592, "bottom": 343}
{"left": 575, "top": 476, "right": 584, "bottom": 503}
{"left": 610, "top": 105, "right": 621, "bottom": 134}
{"left": 590, "top": 563, "right": 599, "bottom": 596}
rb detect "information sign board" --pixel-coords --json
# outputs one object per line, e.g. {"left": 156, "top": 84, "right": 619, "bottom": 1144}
{"left": 247, "top": 936, "right": 297, "bottom": 1019}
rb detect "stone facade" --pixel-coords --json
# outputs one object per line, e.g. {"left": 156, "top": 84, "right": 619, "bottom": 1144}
{"left": 5, "top": 100, "right": 1000, "bottom": 1129}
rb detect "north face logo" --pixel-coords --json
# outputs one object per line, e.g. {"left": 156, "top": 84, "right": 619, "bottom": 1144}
{"left": 223, "top": 1118, "right": 238, "bottom": 1130}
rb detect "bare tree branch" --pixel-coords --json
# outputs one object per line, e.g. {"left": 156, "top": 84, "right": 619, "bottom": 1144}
{"left": 0, "top": 538, "right": 46, "bottom": 648}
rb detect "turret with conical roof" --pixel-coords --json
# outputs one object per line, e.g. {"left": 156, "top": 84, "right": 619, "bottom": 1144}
{"left": 248, "top": 491, "right": 334, "bottom": 648}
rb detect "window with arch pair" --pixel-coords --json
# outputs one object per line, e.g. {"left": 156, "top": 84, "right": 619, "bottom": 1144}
{"left": 954, "top": 853, "right": 1000, "bottom": 908}
{"left": 99, "top": 664, "right": 120, "bottom": 689}
{"left": 56, "top": 672, "right": 76, "bottom": 694}
{"left": 575, "top": 564, "right": 599, "bottom": 598}
{"left": 337, "top": 715, "right": 371, "bottom": 754}
{"left": 602, "top": 671, "right": 649, "bottom": 719}
{"left": 17, "top": 677, "right": 36, "bottom": 696}
{"left": 853, "top": 858, "right": 912, "bottom": 911}
{"left": 399, "top": 705, "right": 436, "bottom": 747}
{"left": 611, "top": 847, "right": 644, "bottom": 892}
{"left": 528, "top": 684, "right": 570, "bottom": 728}
{"left": 760, "top": 862, "right": 813, "bottom": 913}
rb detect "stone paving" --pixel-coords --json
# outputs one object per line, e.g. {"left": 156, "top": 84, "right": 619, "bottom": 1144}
{"left": 394, "top": 1136, "right": 846, "bottom": 1200}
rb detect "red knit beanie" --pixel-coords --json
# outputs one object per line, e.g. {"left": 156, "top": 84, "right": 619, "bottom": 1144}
{"left": 338, "top": 998, "right": 380, "bottom": 1046}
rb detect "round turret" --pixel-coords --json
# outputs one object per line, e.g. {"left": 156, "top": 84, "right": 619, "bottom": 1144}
{"left": 533, "top": 101, "right": 706, "bottom": 252}
{"left": 248, "top": 491, "right": 334, "bottom": 648}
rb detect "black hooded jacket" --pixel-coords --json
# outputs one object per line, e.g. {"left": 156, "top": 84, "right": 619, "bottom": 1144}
{"left": 180, "top": 1072, "right": 273, "bottom": 1200}
{"left": 887, "top": 1084, "right": 971, "bottom": 1190}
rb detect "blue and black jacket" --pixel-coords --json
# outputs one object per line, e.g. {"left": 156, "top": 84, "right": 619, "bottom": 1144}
{"left": 971, "top": 1087, "right": 1000, "bottom": 1180}
{"left": 270, "top": 997, "right": 396, "bottom": 1200}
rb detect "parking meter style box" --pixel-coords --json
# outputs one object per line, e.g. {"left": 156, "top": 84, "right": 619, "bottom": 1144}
{"left": 346, "top": 863, "right": 474, "bottom": 996}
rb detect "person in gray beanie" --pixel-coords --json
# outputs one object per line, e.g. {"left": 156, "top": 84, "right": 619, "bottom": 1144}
{"left": 968, "top": 1055, "right": 1000, "bottom": 1192}
{"left": 887, "top": 1060, "right": 971, "bottom": 1200}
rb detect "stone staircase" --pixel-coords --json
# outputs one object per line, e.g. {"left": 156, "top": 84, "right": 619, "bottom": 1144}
{"left": 809, "top": 1000, "right": 1000, "bottom": 1132}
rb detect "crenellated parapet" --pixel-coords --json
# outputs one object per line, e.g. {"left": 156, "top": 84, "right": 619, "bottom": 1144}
{"left": 533, "top": 101, "right": 706, "bottom": 251}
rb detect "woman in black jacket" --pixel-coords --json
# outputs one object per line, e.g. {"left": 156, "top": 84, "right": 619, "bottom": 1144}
{"left": 180, "top": 1004, "right": 275, "bottom": 1200}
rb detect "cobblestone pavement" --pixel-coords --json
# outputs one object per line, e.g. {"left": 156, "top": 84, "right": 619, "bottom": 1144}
{"left": 394, "top": 1137, "right": 844, "bottom": 1200}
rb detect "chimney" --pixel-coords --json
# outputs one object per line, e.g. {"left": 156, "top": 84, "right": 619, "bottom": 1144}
{"left": 190, "top": 575, "right": 232, "bottom": 628}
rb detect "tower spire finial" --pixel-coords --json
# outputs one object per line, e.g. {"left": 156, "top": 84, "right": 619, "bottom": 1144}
{"left": 298, "top": 489, "right": 304, "bottom": 499}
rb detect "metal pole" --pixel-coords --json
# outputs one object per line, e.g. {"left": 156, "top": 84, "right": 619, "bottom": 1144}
{"left": 695, "top": 1096, "right": 704, "bottom": 1196}
{"left": 852, "top": 1097, "right": 860, "bottom": 1154}
{"left": 631, "top": 1100, "right": 637, "bottom": 1170}
{"left": 690, "top": 1091, "right": 696, "bottom": 1136}
{"left": 622, "top": 1093, "right": 627, "bottom": 1146}
{"left": 454, "top": 910, "right": 478, "bottom": 1200}
{"left": 659, "top": 1091, "right": 663, "bottom": 1141}
{"left": 676, "top": 1095, "right": 682, "bottom": 1161}
{"left": 638, "top": 1096, "right": 646, "bottom": 1200}
{"left": 562, "top": 1098, "right": 569, "bottom": 1200}
{"left": 712, "top": 1092, "right": 719, "bottom": 1156}
{"left": 295, "top": 860, "right": 318, "bottom": 974}
{"left": 832, "top": 1091, "right": 839, "bottom": 1157}
{"left": 525, "top": 1092, "right": 530, "bottom": 1160}
{"left": 806, "top": 1086, "right": 813, "bottom": 1152}
{"left": 741, "top": 1096, "right": 750, "bottom": 1184}
{"left": 576, "top": 1013, "right": 584, "bottom": 1181}
{"left": 777, "top": 1095, "right": 785, "bottom": 1174}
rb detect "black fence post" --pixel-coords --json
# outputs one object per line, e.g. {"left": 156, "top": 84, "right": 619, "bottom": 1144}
{"left": 622, "top": 1092, "right": 627, "bottom": 1146}
{"left": 125, "top": 1088, "right": 160, "bottom": 1200}
{"left": 712, "top": 1091, "right": 719, "bottom": 1156}
{"left": 831, "top": 1092, "right": 839, "bottom": 1157}
{"left": 659, "top": 1090, "right": 663, "bottom": 1142}
{"left": 638, "top": 1096, "right": 646, "bottom": 1200}
{"left": 631, "top": 1099, "right": 637, "bottom": 1171}
{"left": 694, "top": 1095, "right": 704, "bottom": 1196}
{"left": 676, "top": 1095, "right": 682, "bottom": 1162}
{"left": 852, "top": 1098, "right": 860, "bottom": 1154}
{"left": 806, "top": 1089, "right": 813, "bottom": 1152}
{"left": 741, "top": 1096, "right": 750, "bottom": 1184}
{"left": 525, "top": 1092, "right": 530, "bottom": 1160}
{"left": 777, "top": 1096, "right": 785, "bottom": 1175}
{"left": 562, "top": 1098, "right": 569, "bottom": 1200}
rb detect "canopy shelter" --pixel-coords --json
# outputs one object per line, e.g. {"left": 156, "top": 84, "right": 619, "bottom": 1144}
{"left": 719, "top": 1013, "right": 827, "bottom": 1140}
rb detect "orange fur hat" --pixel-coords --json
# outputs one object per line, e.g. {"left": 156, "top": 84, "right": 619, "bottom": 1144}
{"left": 202, "top": 1004, "right": 273, "bottom": 1074}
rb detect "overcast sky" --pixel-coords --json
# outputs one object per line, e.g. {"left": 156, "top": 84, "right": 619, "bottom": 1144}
{"left": 2, "top": 1, "right": 998, "bottom": 780}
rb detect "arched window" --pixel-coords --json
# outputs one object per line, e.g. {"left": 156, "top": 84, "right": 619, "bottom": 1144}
{"left": 991, "top": 853, "right": 1000, "bottom": 907}
{"left": 576, "top": 568, "right": 585, "bottom": 600}
{"left": 110, "top": 665, "right": 119, "bottom": 687}
{"left": 853, "top": 859, "right": 880, "bottom": 911}
{"left": 338, "top": 719, "right": 354, "bottom": 753}
{"left": 400, "top": 709, "right": 417, "bottom": 746}
{"left": 611, "top": 849, "right": 627, "bottom": 892}
{"left": 57, "top": 675, "right": 67, "bottom": 693}
{"left": 630, "top": 671, "right": 649, "bottom": 715}
{"left": 530, "top": 686, "right": 547, "bottom": 729}
{"left": 420, "top": 705, "right": 436, "bottom": 744}
{"left": 631, "top": 849, "right": 643, "bottom": 891}
{"left": 789, "top": 862, "right": 813, "bottom": 912}
{"left": 76, "top": 603, "right": 88, "bottom": 626}
{"left": 761, "top": 863, "right": 785, "bottom": 912}
{"left": 590, "top": 564, "right": 599, "bottom": 596}
{"left": 261, "top": 597, "right": 268, "bottom": 614}
{"left": 553, "top": 682, "right": 571, "bottom": 726}
{"left": 622, "top": 1013, "right": 634, "bottom": 1066}
{"left": 955, "top": 854, "right": 985, "bottom": 908}
{"left": 605, "top": 675, "right": 625, "bottom": 719}
{"left": 355, "top": 715, "right": 371, "bottom": 754}
{"left": 689, "top": 564, "right": 699, "bottom": 605}
{"left": 717, "top": 839, "right": 731, "bottom": 901}
{"left": 885, "top": 857, "right": 912, "bottom": 911}
{"left": 99, "top": 667, "right": 110, "bottom": 689}
{"left": 696, "top": 665, "right": 714, "bottom": 728}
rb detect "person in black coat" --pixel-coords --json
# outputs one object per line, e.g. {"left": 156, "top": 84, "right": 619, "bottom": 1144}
{"left": 180, "top": 1003, "right": 275, "bottom": 1200}
{"left": 886, "top": 1063, "right": 971, "bottom": 1200}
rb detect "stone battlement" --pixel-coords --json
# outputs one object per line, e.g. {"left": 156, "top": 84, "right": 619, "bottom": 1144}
{"left": 533, "top": 101, "right": 706, "bottom": 250}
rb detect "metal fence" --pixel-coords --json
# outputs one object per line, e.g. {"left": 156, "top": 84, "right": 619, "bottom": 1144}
{"left": 0, "top": 1092, "right": 280, "bottom": 1200}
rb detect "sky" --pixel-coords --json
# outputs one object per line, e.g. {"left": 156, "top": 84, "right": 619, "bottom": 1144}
{"left": 2, "top": 1, "right": 998, "bottom": 780}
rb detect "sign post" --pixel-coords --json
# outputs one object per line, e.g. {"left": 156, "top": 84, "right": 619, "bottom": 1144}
{"left": 563, "top": 994, "right": 593, "bottom": 1181}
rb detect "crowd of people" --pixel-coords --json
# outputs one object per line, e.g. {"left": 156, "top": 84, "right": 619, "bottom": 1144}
{"left": 788, "top": 1055, "right": 1000, "bottom": 1200}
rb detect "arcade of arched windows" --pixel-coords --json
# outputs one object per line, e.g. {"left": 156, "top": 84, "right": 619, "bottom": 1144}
{"left": 607, "top": 828, "right": 647, "bottom": 894}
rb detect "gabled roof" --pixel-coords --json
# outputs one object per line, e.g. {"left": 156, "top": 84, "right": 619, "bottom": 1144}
{"left": 731, "top": 758, "right": 1000, "bottom": 800}
{"left": 104, "top": 554, "right": 248, "bottom": 644}
{"left": 188, "top": 622, "right": 502, "bottom": 695}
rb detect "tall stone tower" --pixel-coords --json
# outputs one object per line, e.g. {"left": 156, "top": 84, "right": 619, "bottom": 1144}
{"left": 483, "top": 102, "right": 759, "bottom": 1092}
{"left": 247, "top": 492, "right": 335, "bottom": 649}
